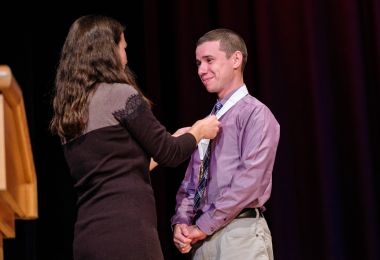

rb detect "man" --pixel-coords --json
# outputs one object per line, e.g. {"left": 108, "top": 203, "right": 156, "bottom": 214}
{"left": 171, "top": 28, "right": 280, "bottom": 259}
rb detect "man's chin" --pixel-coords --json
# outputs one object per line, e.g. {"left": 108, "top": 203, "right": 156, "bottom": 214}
{"left": 204, "top": 85, "right": 216, "bottom": 93}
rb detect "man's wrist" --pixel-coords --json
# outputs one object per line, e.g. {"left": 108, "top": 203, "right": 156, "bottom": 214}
{"left": 194, "top": 224, "right": 206, "bottom": 236}
{"left": 172, "top": 223, "right": 181, "bottom": 232}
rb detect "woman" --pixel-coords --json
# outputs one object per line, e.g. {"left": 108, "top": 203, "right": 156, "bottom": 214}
{"left": 50, "top": 15, "right": 220, "bottom": 260}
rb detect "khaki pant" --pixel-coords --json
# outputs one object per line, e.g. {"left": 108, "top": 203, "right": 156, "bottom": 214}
{"left": 192, "top": 213, "right": 273, "bottom": 260}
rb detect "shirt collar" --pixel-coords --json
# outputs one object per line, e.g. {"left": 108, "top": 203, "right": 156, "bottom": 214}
{"left": 217, "top": 84, "right": 246, "bottom": 105}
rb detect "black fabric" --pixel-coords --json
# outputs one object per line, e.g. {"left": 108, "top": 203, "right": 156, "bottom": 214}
{"left": 113, "top": 94, "right": 196, "bottom": 167}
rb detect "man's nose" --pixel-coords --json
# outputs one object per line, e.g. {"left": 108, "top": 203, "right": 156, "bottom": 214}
{"left": 198, "top": 63, "right": 207, "bottom": 75}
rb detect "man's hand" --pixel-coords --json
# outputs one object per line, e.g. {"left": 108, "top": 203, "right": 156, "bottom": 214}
{"left": 173, "top": 224, "right": 192, "bottom": 253}
{"left": 187, "top": 225, "right": 207, "bottom": 244}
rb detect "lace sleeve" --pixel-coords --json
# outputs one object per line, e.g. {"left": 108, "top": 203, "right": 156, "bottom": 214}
{"left": 112, "top": 94, "right": 148, "bottom": 123}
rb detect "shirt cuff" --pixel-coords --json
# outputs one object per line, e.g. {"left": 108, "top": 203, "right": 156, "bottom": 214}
{"left": 195, "top": 212, "right": 219, "bottom": 235}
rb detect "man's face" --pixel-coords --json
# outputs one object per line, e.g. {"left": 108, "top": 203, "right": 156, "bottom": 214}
{"left": 195, "top": 40, "right": 235, "bottom": 99}
{"left": 118, "top": 33, "right": 128, "bottom": 69}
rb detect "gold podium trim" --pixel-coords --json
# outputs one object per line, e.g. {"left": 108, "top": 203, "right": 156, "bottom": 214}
{"left": 0, "top": 65, "right": 38, "bottom": 259}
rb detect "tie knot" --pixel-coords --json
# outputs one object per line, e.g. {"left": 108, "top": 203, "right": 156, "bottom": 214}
{"left": 213, "top": 101, "right": 223, "bottom": 115}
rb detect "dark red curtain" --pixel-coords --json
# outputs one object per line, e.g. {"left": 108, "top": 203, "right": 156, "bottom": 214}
{"left": 1, "top": 1, "right": 379, "bottom": 259}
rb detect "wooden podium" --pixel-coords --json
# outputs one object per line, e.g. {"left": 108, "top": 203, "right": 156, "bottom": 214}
{"left": 0, "top": 65, "right": 38, "bottom": 260}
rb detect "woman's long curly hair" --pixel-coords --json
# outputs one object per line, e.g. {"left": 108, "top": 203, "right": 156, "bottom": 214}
{"left": 50, "top": 15, "right": 145, "bottom": 140}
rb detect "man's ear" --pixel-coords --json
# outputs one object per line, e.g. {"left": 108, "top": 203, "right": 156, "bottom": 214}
{"left": 232, "top": 51, "right": 243, "bottom": 69}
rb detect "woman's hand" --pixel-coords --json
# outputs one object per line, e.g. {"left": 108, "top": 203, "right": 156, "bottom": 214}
{"left": 172, "top": 127, "right": 191, "bottom": 137}
{"left": 149, "top": 158, "right": 158, "bottom": 171}
{"left": 188, "top": 115, "right": 221, "bottom": 143}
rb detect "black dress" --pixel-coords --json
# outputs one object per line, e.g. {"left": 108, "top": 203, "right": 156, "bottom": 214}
{"left": 63, "top": 83, "right": 196, "bottom": 260}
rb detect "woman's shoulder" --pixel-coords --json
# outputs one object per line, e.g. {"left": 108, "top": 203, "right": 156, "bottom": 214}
{"left": 86, "top": 83, "right": 141, "bottom": 133}
{"left": 92, "top": 83, "right": 137, "bottom": 106}
{"left": 88, "top": 83, "right": 138, "bottom": 116}
{"left": 97, "top": 82, "right": 138, "bottom": 98}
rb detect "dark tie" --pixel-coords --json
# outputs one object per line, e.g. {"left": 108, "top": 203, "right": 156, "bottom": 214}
{"left": 193, "top": 101, "right": 223, "bottom": 212}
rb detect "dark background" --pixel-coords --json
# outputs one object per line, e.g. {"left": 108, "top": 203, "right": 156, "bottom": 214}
{"left": 1, "top": 0, "right": 379, "bottom": 259}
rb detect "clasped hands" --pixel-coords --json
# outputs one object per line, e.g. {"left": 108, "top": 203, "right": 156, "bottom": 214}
{"left": 173, "top": 224, "right": 207, "bottom": 253}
